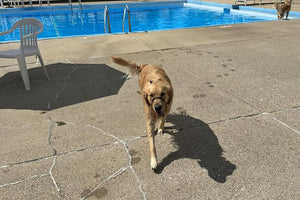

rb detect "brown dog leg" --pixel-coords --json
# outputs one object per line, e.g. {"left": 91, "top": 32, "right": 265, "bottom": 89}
{"left": 157, "top": 117, "right": 165, "bottom": 135}
{"left": 285, "top": 11, "right": 289, "bottom": 20}
{"left": 147, "top": 121, "right": 157, "bottom": 170}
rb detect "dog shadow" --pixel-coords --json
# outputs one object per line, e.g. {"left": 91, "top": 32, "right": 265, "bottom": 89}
{"left": 156, "top": 113, "right": 236, "bottom": 183}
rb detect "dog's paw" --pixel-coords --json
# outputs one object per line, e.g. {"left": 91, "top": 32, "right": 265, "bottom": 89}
{"left": 150, "top": 159, "right": 157, "bottom": 170}
{"left": 157, "top": 129, "right": 163, "bottom": 135}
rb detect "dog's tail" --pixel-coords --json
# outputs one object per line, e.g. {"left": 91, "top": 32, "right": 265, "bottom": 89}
{"left": 111, "top": 56, "right": 142, "bottom": 75}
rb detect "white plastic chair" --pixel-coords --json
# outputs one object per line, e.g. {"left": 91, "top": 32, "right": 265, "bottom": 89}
{"left": 0, "top": 18, "right": 49, "bottom": 90}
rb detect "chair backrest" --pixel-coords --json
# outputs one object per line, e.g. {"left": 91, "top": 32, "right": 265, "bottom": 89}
{"left": 11, "top": 18, "right": 43, "bottom": 49}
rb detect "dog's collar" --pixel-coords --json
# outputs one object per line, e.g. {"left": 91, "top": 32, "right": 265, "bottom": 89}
{"left": 151, "top": 97, "right": 166, "bottom": 104}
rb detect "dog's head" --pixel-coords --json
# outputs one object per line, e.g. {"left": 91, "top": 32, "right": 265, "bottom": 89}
{"left": 285, "top": 0, "right": 292, "bottom": 4}
{"left": 143, "top": 79, "right": 173, "bottom": 117}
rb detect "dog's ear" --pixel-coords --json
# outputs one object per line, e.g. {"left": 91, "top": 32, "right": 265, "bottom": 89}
{"left": 167, "top": 89, "right": 173, "bottom": 105}
{"left": 143, "top": 92, "right": 150, "bottom": 106}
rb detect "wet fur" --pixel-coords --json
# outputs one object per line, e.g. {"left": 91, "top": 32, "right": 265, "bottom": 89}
{"left": 274, "top": 0, "right": 292, "bottom": 20}
{"left": 112, "top": 56, "right": 173, "bottom": 170}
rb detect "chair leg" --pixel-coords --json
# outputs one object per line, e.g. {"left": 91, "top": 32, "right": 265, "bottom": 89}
{"left": 37, "top": 54, "right": 50, "bottom": 80}
{"left": 16, "top": 55, "right": 31, "bottom": 90}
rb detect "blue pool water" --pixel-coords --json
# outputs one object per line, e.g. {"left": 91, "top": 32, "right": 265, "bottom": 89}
{"left": 0, "top": 0, "right": 299, "bottom": 42}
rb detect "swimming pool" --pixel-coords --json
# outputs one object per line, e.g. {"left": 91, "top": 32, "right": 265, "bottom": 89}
{"left": 0, "top": 0, "right": 300, "bottom": 42}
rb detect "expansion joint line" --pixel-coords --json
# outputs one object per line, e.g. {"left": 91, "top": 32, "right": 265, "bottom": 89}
{"left": 180, "top": 106, "right": 300, "bottom": 135}
{"left": 0, "top": 156, "right": 58, "bottom": 190}
{"left": 129, "top": 35, "right": 154, "bottom": 52}
{"left": 268, "top": 115, "right": 300, "bottom": 135}
{"left": 46, "top": 119, "right": 60, "bottom": 191}
{"left": 261, "top": 106, "right": 300, "bottom": 135}
{"left": 48, "top": 118, "right": 58, "bottom": 155}
{"left": 0, "top": 173, "right": 49, "bottom": 188}
{"left": 86, "top": 124, "right": 147, "bottom": 200}
{"left": 49, "top": 156, "right": 60, "bottom": 191}
{"left": 80, "top": 166, "right": 130, "bottom": 200}
{"left": 0, "top": 119, "right": 59, "bottom": 190}
{"left": 47, "top": 59, "right": 79, "bottom": 110}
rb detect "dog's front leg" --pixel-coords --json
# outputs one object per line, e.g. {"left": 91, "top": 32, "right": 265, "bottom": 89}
{"left": 286, "top": 11, "right": 289, "bottom": 20}
{"left": 147, "top": 120, "right": 157, "bottom": 170}
{"left": 157, "top": 117, "right": 165, "bottom": 135}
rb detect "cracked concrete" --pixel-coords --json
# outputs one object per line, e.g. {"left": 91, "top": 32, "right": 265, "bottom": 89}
{"left": 84, "top": 125, "right": 147, "bottom": 200}
{"left": 1, "top": 1, "right": 300, "bottom": 199}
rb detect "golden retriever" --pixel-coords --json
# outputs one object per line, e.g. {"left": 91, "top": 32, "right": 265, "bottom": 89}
{"left": 112, "top": 56, "right": 173, "bottom": 170}
{"left": 274, "top": 0, "right": 292, "bottom": 20}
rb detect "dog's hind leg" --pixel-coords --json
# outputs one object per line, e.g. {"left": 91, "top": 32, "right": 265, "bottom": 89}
{"left": 147, "top": 120, "right": 158, "bottom": 170}
{"left": 278, "top": 12, "right": 283, "bottom": 19}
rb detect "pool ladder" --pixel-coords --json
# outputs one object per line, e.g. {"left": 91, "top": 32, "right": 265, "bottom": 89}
{"left": 104, "top": 6, "right": 111, "bottom": 33}
{"left": 103, "top": 5, "right": 132, "bottom": 34}
{"left": 69, "top": 0, "right": 82, "bottom": 11}
{"left": 123, "top": 5, "right": 132, "bottom": 33}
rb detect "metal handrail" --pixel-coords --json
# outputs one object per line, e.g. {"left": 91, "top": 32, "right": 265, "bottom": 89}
{"left": 69, "top": 0, "right": 82, "bottom": 11}
{"left": 104, "top": 6, "right": 111, "bottom": 33}
{"left": 69, "top": 0, "right": 73, "bottom": 11}
{"left": 78, "top": 0, "right": 82, "bottom": 9}
{"left": 122, "top": 5, "right": 131, "bottom": 33}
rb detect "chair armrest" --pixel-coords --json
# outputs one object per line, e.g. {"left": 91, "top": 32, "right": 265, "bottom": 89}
{"left": 0, "top": 29, "right": 14, "bottom": 36}
{"left": 0, "top": 24, "right": 19, "bottom": 36}
{"left": 21, "top": 32, "right": 41, "bottom": 40}
{"left": 21, "top": 29, "right": 42, "bottom": 39}
{"left": 22, "top": 33, "right": 36, "bottom": 38}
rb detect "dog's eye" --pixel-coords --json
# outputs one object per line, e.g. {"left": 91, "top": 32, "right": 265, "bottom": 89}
{"left": 150, "top": 93, "right": 154, "bottom": 97}
{"left": 161, "top": 92, "right": 165, "bottom": 96}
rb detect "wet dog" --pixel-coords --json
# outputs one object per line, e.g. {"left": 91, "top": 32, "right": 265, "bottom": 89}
{"left": 274, "top": 0, "right": 292, "bottom": 20}
{"left": 112, "top": 56, "right": 173, "bottom": 170}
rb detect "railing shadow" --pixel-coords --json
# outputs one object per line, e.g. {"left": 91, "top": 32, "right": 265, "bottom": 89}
{"left": 156, "top": 112, "right": 236, "bottom": 183}
{"left": 0, "top": 63, "right": 126, "bottom": 110}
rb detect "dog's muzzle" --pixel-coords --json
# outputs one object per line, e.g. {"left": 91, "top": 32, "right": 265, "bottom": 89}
{"left": 152, "top": 97, "right": 165, "bottom": 117}
{"left": 154, "top": 104, "right": 162, "bottom": 112}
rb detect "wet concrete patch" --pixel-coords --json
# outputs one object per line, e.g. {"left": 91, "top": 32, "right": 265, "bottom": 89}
{"left": 131, "top": 157, "right": 141, "bottom": 165}
{"left": 176, "top": 107, "right": 184, "bottom": 111}
{"left": 94, "top": 174, "right": 100, "bottom": 178}
{"left": 52, "top": 144, "right": 128, "bottom": 199}
{"left": 82, "top": 187, "right": 108, "bottom": 199}
{"left": 81, "top": 189, "right": 91, "bottom": 198}
{"left": 129, "top": 150, "right": 138, "bottom": 156}
{"left": 89, "top": 187, "right": 108, "bottom": 199}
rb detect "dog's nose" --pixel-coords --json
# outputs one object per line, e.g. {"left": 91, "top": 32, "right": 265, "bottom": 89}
{"left": 154, "top": 104, "right": 162, "bottom": 112}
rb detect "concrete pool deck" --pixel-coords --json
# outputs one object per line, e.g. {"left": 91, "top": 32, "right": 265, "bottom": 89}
{"left": 0, "top": 1, "right": 300, "bottom": 199}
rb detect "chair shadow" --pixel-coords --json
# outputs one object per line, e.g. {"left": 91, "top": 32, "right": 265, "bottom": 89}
{"left": 0, "top": 62, "right": 126, "bottom": 110}
{"left": 156, "top": 113, "right": 236, "bottom": 183}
